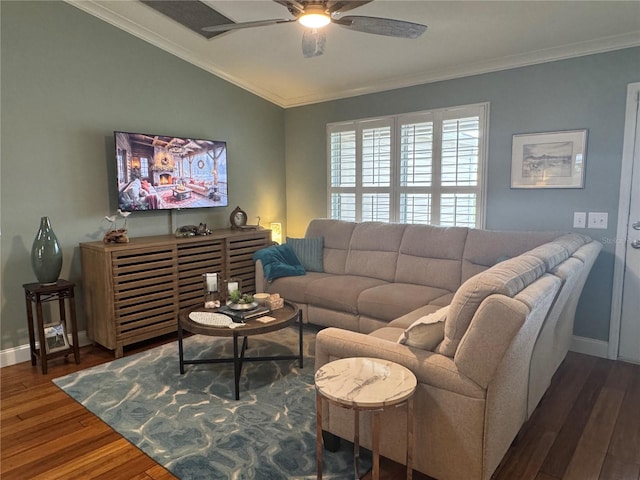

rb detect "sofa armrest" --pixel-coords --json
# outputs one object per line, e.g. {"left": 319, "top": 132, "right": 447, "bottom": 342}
{"left": 315, "top": 327, "right": 485, "bottom": 399}
{"left": 455, "top": 275, "right": 561, "bottom": 389}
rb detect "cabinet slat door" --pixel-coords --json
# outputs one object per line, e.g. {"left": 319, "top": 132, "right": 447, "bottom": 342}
{"left": 177, "top": 239, "right": 224, "bottom": 311}
{"left": 227, "top": 233, "right": 271, "bottom": 294}
{"left": 111, "top": 245, "right": 178, "bottom": 350}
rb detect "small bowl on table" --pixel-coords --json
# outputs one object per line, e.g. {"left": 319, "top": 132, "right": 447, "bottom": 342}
{"left": 253, "top": 293, "right": 270, "bottom": 306}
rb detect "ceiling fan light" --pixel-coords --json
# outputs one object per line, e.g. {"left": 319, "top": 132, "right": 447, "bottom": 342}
{"left": 299, "top": 6, "right": 331, "bottom": 29}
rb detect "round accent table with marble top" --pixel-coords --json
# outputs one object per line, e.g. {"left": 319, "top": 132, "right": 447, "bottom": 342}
{"left": 315, "top": 357, "right": 417, "bottom": 480}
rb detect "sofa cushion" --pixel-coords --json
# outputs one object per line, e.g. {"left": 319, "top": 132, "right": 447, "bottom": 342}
{"left": 305, "top": 275, "right": 388, "bottom": 315}
{"left": 369, "top": 326, "right": 406, "bottom": 342}
{"left": 286, "top": 236, "right": 324, "bottom": 272}
{"left": 388, "top": 304, "right": 443, "bottom": 329}
{"left": 461, "top": 229, "right": 559, "bottom": 282}
{"left": 437, "top": 254, "right": 547, "bottom": 357}
{"left": 306, "top": 219, "right": 356, "bottom": 274}
{"left": 358, "top": 283, "right": 451, "bottom": 322}
{"left": 398, "top": 306, "right": 448, "bottom": 350}
{"left": 553, "top": 233, "right": 590, "bottom": 255}
{"left": 525, "top": 242, "right": 569, "bottom": 271}
{"left": 430, "top": 292, "right": 455, "bottom": 307}
{"left": 395, "top": 225, "right": 468, "bottom": 291}
{"left": 252, "top": 244, "right": 306, "bottom": 281}
{"left": 265, "top": 272, "right": 332, "bottom": 304}
{"left": 345, "top": 222, "right": 407, "bottom": 281}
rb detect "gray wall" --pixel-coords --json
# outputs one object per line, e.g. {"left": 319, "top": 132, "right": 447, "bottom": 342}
{"left": 2, "top": 0, "right": 637, "bottom": 351}
{"left": 1, "top": 1, "right": 286, "bottom": 350}
{"left": 283, "top": 47, "right": 640, "bottom": 341}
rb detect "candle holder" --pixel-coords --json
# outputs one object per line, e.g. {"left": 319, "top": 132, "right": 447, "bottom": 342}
{"left": 202, "top": 273, "right": 220, "bottom": 309}
{"left": 222, "top": 278, "right": 242, "bottom": 304}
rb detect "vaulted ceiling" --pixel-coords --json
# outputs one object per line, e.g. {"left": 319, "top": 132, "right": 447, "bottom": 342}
{"left": 68, "top": 1, "right": 640, "bottom": 107}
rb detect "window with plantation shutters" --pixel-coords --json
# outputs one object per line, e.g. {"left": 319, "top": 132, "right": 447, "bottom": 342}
{"left": 327, "top": 103, "right": 488, "bottom": 227}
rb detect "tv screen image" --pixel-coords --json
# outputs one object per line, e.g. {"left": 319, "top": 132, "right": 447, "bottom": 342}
{"left": 114, "top": 131, "right": 228, "bottom": 212}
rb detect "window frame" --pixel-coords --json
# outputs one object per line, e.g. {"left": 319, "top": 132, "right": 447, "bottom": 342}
{"left": 326, "top": 102, "right": 489, "bottom": 228}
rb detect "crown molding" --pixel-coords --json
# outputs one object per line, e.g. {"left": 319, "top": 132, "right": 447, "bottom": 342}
{"left": 282, "top": 31, "right": 640, "bottom": 107}
{"left": 66, "top": 1, "right": 640, "bottom": 109}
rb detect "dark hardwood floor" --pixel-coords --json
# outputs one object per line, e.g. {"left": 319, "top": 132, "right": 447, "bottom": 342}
{"left": 2, "top": 337, "right": 639, "bottom": 480}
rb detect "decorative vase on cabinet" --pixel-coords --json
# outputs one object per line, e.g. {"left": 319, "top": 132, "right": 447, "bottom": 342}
{"left": 31, "top": 216, "right": 63, "bottom": 284}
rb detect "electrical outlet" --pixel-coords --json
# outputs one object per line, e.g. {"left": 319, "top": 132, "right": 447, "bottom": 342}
{"left": 588, "top": 212, "right": 608, "bottom": 229}
{"left": 573, "top": 212, "right": 586, "bottom": 229}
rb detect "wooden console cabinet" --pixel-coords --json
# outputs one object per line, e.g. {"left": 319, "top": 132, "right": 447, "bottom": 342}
{"left": 80, "top": 229, "right": 271, "bottom": 357}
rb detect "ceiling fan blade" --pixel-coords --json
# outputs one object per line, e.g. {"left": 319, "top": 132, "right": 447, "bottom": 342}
{"left": 202, "top": 18, "right": 296, "bottom": 33}
{"left": 302, "top": 29, "right": 326, "bottom": 58}
{"left": 326, "top": 1, "right": 373, "bottom": 14}
{"left": 337, "top": 16, "right": 427, "bottom": 39}
{"left": 273, "top": 0, "right": 306, "bottom": 16}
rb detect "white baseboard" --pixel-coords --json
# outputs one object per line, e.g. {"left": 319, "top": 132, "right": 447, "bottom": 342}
{"left": 570, "top": 335, "right": 610, "bottom": 359}
{"left": 0, "top": 331, "right": 92, "bottom": 368}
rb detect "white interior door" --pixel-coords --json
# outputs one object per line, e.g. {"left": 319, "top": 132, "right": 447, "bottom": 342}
{"left": 617, "top": 84, "right": 640, "bottom": 364}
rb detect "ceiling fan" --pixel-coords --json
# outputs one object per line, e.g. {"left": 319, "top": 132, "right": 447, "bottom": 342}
{"left": 202, "top": 1, "right": 427, "bottom": 58}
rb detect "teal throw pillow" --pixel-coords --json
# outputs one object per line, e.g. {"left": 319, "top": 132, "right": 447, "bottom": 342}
{"left": 286, "top": 236, "right": 324, "bottom": 272}
{"left": 252, "top": 244, "right": 306, "bottom": 281}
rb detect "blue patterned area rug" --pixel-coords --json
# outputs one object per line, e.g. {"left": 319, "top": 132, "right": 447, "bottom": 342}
{"left": 53, "top": 326, "right": 367, "bottom": 479}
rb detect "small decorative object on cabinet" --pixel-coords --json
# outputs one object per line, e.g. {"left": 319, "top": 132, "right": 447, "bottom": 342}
{"left": 80, "top": 228, "right": 271, "bottom": 357}
{"left": 175, "top": 223, "right": 212, "bottom": 237}
{"left": 230, "top": 206, "right": 248, "bottom": 228}
{"left": 31, "top": 216, "right": 63, "bottom": 284}
{"left": 103, "top": 210, "right": 130, "bottom": 243}
{"left": 230, "top": 206, "right": 260, "bottom": 230}
{"left": 23, "top": 279, "right": 80, "bottom": 374}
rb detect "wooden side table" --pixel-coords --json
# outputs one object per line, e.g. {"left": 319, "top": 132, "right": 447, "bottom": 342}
{"left": 315, "top": 357, "right": 417, "bottom": 480}
{"left": 23, "top": 279, "right": 80, "bottom": 374}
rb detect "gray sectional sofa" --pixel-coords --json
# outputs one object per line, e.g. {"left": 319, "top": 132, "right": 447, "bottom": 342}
{"left": 254, "top": 219, "right": 601, "bottom": 480}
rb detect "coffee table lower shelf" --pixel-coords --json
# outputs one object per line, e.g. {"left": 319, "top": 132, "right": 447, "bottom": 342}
{"left": 178, "top": 302, "right": 303, "bottom": 400}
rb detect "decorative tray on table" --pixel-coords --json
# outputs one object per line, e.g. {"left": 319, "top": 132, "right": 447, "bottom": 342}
{"left": 226, "top": 301, "right": 259, "bottom": 311}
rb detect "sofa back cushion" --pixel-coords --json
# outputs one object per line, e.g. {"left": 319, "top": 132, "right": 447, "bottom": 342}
{"left": 306, "top": 219, "right": 356, "bottom": 274}
{"left": 436, "top": 253, "right": 547, "bottom": 357}
{"left": 345, "top": 222, "right": 408, "bottom": 281}
{"left": 461, "top": 229, "right": 559, "bottom": 282}
{"left": 395, "top": 225, "right": 468, "bottom": 292}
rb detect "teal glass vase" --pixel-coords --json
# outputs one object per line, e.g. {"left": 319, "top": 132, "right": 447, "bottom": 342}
{"left": 31, "top": 216, "right": 63, "bottom": 284}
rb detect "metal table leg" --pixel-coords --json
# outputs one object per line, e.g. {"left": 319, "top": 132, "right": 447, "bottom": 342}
{"left": 316, "top": 392, "right": 323, "bottom": 480}
{"left": 178, "top": 323, "right": 185, "bottom": 374}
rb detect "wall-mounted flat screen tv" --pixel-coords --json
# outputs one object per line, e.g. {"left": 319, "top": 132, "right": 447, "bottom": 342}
{"left": 114, "top": 131, "right": 228, "bottom": 212}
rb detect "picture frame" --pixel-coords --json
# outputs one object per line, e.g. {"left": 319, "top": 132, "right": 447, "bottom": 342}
{"left": 43, "top": 323, "right": 70, "bottom": 353}
{"left": 511, "top": 129, "right": 587, "bottom": 188}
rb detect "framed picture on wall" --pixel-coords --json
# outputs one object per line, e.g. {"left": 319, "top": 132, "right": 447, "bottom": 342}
{"left": 511, "top": 129, "right": 587, "bottom": 188}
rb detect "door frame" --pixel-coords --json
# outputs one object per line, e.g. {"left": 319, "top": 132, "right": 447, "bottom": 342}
{"left": 608, "top": 82, "right": 640, "bottom": 360}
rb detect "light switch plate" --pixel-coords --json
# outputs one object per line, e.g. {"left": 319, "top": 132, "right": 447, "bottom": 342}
{"left": 573, "top": 212, "right": 586, "bottom": 229}
{"left": 588, "top": 212, "right": 608, "bottom": 229}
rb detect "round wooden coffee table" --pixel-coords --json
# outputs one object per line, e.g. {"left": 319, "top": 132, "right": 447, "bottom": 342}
{"left": 178, "top": 301, "right": 302, "bottom": 400}
{"left": 315, "top": 357, "right": 417, "bottom": 480}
